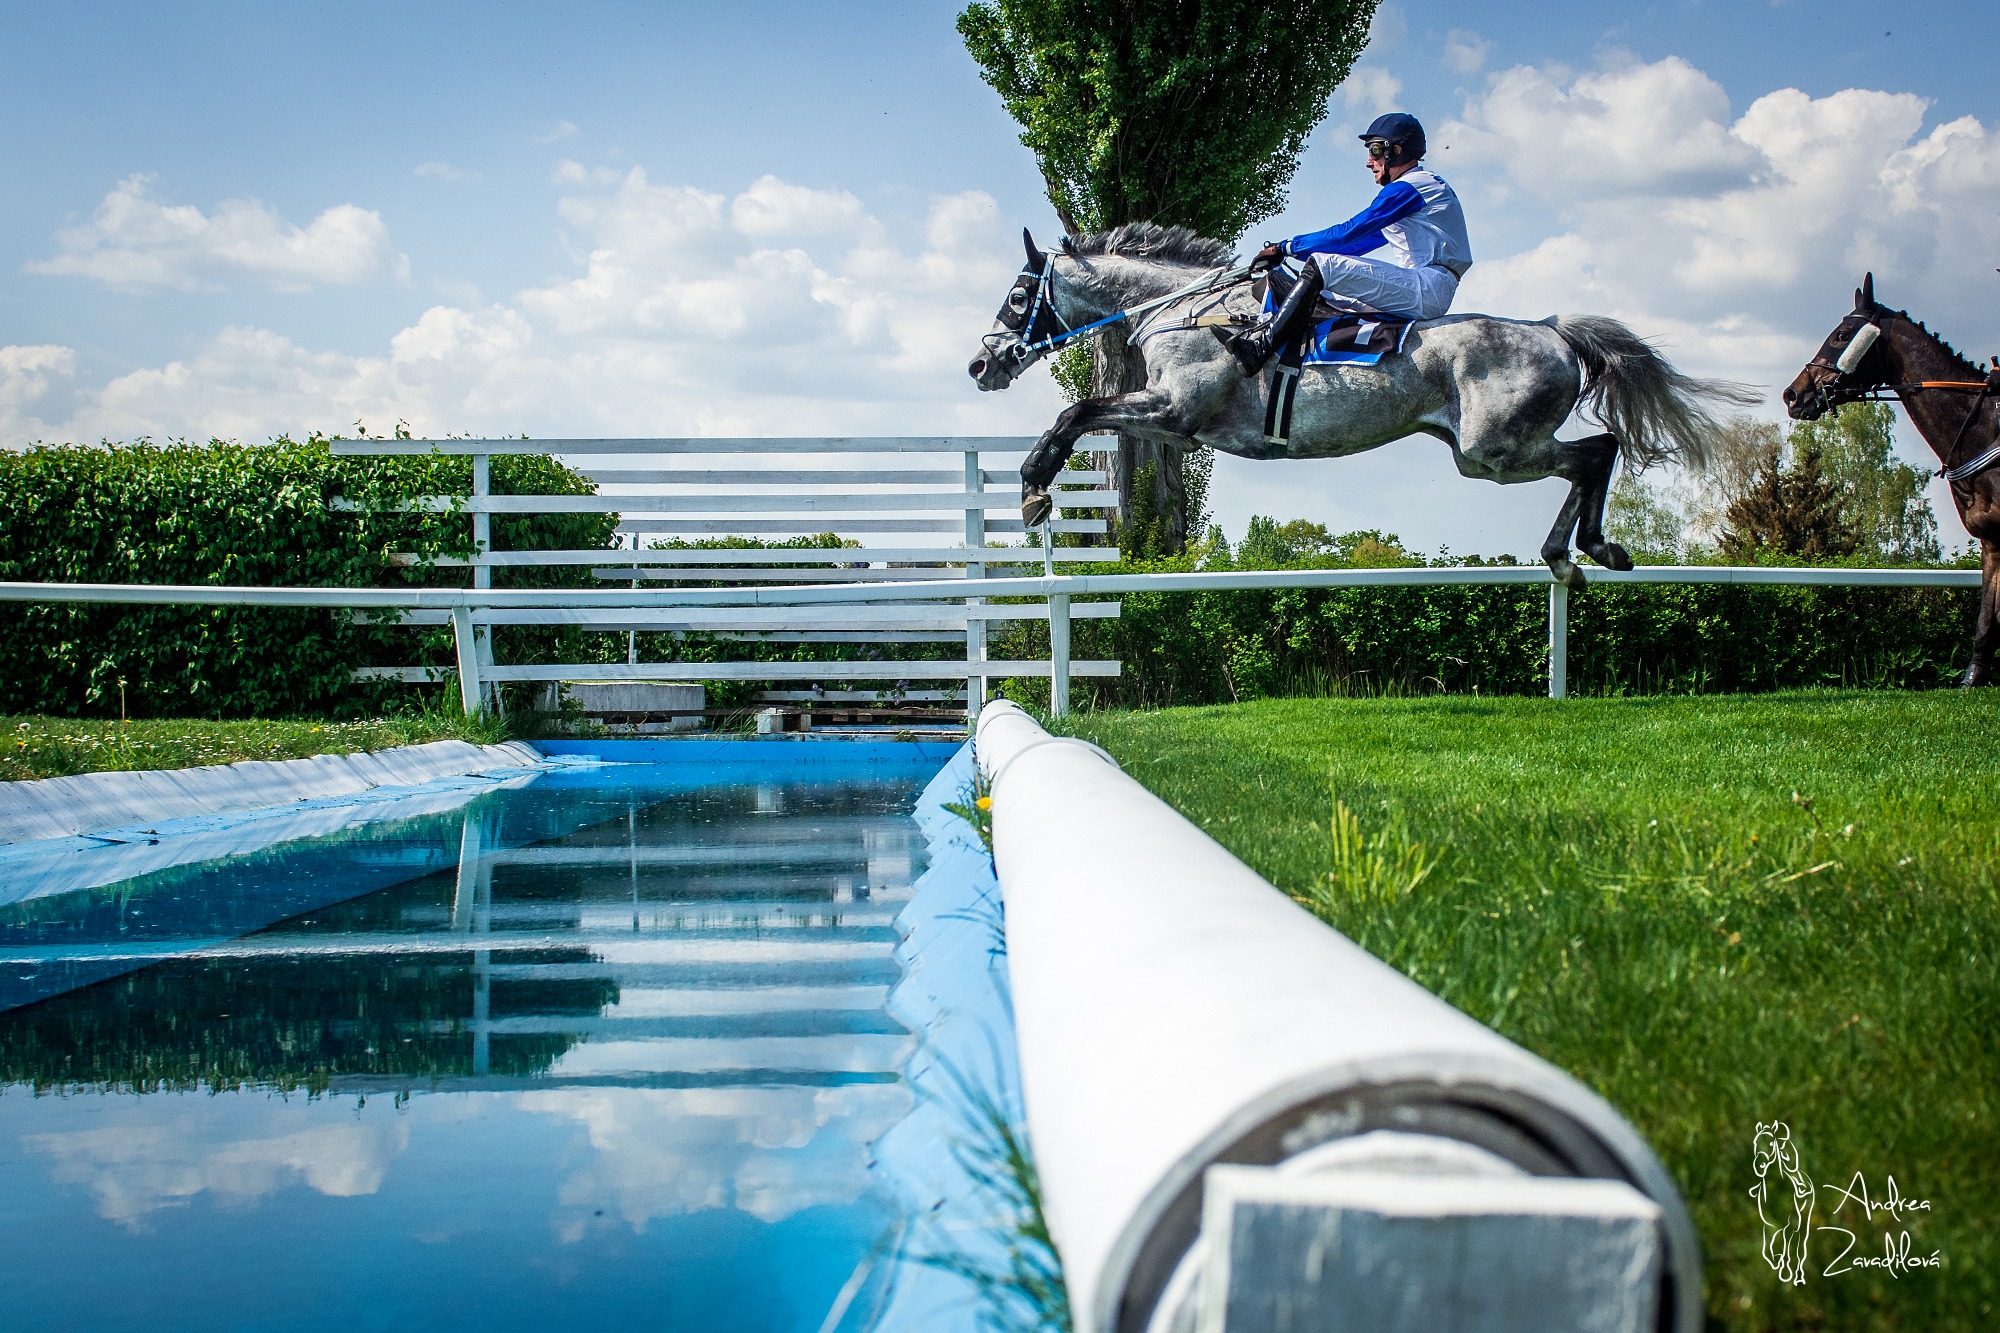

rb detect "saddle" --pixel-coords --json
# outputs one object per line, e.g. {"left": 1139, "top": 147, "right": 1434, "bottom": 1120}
{"left": 1256, "top": 267, "right": 1415, "bottom": 444}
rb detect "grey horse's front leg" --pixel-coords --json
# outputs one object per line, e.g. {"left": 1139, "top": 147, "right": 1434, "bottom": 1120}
{"left": 1020, "top": 388, "right": 1190, "bottom": 526}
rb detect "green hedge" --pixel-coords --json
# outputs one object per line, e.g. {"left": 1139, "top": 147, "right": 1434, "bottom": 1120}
{"left": 0, "top": 439, "right": 614, "bottom": 718}
{"left": 993, "top": 549, "right": 1981, "bottom": 708}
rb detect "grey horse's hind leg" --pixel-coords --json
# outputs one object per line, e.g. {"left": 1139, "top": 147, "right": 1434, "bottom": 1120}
{"left": 1540, "top": 484, "right": 1589, "bottom": 591}
{"left": 1540, "top": 433, "right": 1631, "bottom": 588}
{"left": 1571, "top": 433, "right": 1634, "bottom": 572}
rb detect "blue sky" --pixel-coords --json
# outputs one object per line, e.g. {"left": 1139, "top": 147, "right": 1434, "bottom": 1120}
{"left": 2, "top": 0, "right": 1994, "bottom": 553}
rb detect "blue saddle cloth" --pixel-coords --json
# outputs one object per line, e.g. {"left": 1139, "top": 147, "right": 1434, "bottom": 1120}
{"left": 1301, "top": 314, "right": 1414, "bottom": 366}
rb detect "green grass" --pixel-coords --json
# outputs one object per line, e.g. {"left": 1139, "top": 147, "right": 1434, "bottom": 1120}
{"left": 1061, "top": 690, "right": 1998, "bottom": 1332}
{"left": 0, "top": 707, "right": 513, "bottom": 782}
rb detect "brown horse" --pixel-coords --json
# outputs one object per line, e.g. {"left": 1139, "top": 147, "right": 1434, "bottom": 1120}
{"left": 1785, "top": 274, "right": 2000, "bottom": 686}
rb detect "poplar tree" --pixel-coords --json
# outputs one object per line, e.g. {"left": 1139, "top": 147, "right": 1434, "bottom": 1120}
{"left": 959, "top": 0, "right": 1379, "bottom": 552}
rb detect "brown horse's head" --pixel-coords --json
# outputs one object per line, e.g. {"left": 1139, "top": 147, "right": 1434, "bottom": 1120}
{"left": 1783, "top": 273, "right": 1888, "bottom": 421}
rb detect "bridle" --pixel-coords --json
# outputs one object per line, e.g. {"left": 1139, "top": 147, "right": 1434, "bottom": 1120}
{"left": 1798, "top": 310, "right": 2000, "bottom": 483}
{"left": 981, "top": 251, "right": 1074, "bottom": 372}
{"left": 982, "top": 248, "right": 1256, "bottom": 374}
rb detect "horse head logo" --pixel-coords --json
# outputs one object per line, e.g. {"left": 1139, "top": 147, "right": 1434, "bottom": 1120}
{"left": 1751, "top": 1121, "right": 1817, "bottom": 1284}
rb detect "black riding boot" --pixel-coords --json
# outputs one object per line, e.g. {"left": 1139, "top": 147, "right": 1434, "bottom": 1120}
{"left": 1223, "top": 258, "right": 1323, "bottom": 376}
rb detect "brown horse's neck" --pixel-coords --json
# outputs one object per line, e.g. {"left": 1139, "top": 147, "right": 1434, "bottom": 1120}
{"left": 1877, "top": 311, "right": 1994, "bottom": 467}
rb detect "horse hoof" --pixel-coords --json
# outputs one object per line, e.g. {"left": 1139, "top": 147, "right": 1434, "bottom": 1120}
{"left": 1546, "top": 555, "right": 1585, "bottom": 591}
{"left": 1021, "top": 489, "right": 1052, "bottom": 528}
{"left": 1585, "top": 540, "right": 1633, "bottom": 572}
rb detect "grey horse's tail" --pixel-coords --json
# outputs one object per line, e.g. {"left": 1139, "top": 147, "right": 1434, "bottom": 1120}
{"left": 1554, "top": 314, "right": 1761, "bottom": 471}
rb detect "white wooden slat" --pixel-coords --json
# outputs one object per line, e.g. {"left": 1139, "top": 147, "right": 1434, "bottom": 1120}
{"left": 329, "top": 436, "right": 1037, "bottom": 456}
{"left": 478, "top": 659, "right": 1121, "bottom": 682}
{"left": 407, "top": 546, "right": 1124, "bottom": 567}
{"left": 759, "top": 689, "right": 964, "bottom": 702}
{"left": 985, "top": 518, "right": 1105, "bottom": 534}
{"left": 357, "top": 491, "right": 1115, "bottom": 514}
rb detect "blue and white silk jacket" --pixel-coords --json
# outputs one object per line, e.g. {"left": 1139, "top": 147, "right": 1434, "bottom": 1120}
{"left": 1282, "top": 169, "right": 1473, "bottom": 278}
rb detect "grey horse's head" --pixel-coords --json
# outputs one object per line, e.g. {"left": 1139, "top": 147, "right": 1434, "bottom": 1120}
{"left": 968, "top": 228, "right": 1058, "bottom": 392}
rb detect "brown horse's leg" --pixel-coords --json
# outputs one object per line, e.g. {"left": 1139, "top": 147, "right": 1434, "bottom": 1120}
{"left": 1571, "top": 434, "right": 1635, "bottom": 572}
{"left": 1962, "top": 539, "right": 1999, "bottom": 688}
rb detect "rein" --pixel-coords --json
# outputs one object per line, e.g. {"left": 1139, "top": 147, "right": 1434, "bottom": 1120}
{"left": 1007, "top": 260, "right": 1254, "bottom": 365}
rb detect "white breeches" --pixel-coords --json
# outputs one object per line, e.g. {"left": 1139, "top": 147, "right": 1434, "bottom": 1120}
{"left": 1316, "top": 253, "right": 1459, "bottom": 320}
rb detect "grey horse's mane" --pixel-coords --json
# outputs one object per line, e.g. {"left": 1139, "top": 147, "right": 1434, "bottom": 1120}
{"left": 1063, "top": 223, "right": 1236, "bottom": 270}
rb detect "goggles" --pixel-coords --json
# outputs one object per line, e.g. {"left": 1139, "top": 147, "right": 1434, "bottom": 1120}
{"left": 1364, "top": 138, "right": 1394, "bottom": 159}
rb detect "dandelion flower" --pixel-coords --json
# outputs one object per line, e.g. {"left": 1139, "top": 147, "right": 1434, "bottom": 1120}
{"left": 976, "top": 795, "right": 992, "bottom": 811}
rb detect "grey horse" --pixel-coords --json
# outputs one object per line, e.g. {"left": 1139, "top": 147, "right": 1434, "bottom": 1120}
{"left": 967, "top": 224, "right": 1758, "bottom": 587}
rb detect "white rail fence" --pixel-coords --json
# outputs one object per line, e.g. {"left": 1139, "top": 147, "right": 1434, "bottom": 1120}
{"left": 326, "top": 436, "right": 1123, "bottom": 715}
{"left": 0, "top": 565, "right": 1976, "bottom": 714}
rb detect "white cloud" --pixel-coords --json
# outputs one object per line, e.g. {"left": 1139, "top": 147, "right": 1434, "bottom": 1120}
{"left": 533, "top": 119, "right": 581, "bottom": 144}
{"left": 27, "top": 175, "right": 408, "bottom": 293}
{"left": 414, "top": 161, "right": 480, "bottom": 184}
{"left": 1442, "top": 29, "right": 1491, "bottom": 75}
{"left": 550, "top": 159, "right": 623, "bottom": 187}
{"left": 0, "top": 344, "right": 75, "bottom": 441}
{"left": 1443, "top": 57, "right": 1762, "bottom": 197}
{"left": 1339, "top": 67, "right": 1403, "bottom": 116}
{"left": 14, "top": 170, "right": 1063, "bottom": 447}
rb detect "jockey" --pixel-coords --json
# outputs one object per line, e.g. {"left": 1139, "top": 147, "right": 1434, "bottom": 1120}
{"left": 1224, "top": 112, "right": 1473, "bottom": 375}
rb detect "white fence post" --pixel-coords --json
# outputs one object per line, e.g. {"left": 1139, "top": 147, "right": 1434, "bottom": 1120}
{"left": 1548, "top": 582, "right": 1569, "bottom": 700}
{"left": 1049, "top": 593, "right": 1072, "bottom": 717}
{"left": 471, "top": 452, "right": 491, "bottom": 590}
{"left": 964, "top": 447, "right": 987, "bottom": 720}
{"left": 452, "top": 606, "right": 484, "bottom": 714}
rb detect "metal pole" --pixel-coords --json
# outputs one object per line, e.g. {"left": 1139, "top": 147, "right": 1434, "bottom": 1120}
{"left": 1049, "top": 593, "right": 1072, "bottom": 717}
{"left": 1547, "top": 582, "right": 1568, "bottom": 700}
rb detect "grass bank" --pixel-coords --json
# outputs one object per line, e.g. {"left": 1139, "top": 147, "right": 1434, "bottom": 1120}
{"left": 1061, "top": 690, "right": 1997, "bottom": 1332}
{"left": 0, "top": 711, "right": 508, "bottom": 783}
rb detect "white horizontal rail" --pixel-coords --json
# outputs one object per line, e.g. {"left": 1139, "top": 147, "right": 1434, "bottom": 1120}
{"left": 367, "top": 604, "right": 1119, "bottom": 627}
{"left": 573, "top": 469, "right": 1107, "bottom": 486}
{"left": 412, "top": 547, "right": 1123, "bottom": 567}
{"left": 328, "top": 436, "right": 1039, "bottom": 455}
{"left": 339, "top": 491, "right": 1115, "bottom": 514}
{"left": 476, "top": 660, "right": 1120, "bottom": 683}
{"left": 613, "top": 517, "right": 1107, "bottom": 534}
{"left": 0, "top": 566, "right": 1973, "bottom": 611}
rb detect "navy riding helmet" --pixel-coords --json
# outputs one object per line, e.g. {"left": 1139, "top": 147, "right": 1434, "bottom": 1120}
{"left": 1359, "top": 112, "right": 1426, "bottom": 164}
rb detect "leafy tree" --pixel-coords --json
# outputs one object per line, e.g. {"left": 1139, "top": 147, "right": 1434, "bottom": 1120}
{"left": 1789, "top": 402, "right": 1940, "bottom": 563}
{"left": 1604, "top": 470, "right": 1685, "bottom": 563}
{"left": 959, "top": 0, "right": 1380, "bottom": 552}
{"left": 1721, "top": 441, "right": 1861, "bottom": 561}
{"left": 1684, "top": 416, "right": 1781, "bottom": 547}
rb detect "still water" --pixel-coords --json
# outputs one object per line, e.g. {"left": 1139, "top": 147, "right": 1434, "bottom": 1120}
{"left": 0, "top": 756, "right": 942, "bottom": 1332}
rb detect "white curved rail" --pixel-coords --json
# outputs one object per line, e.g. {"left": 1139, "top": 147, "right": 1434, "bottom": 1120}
{"left": 976, "top": 701, "right": 1700, "bottom": 1333}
